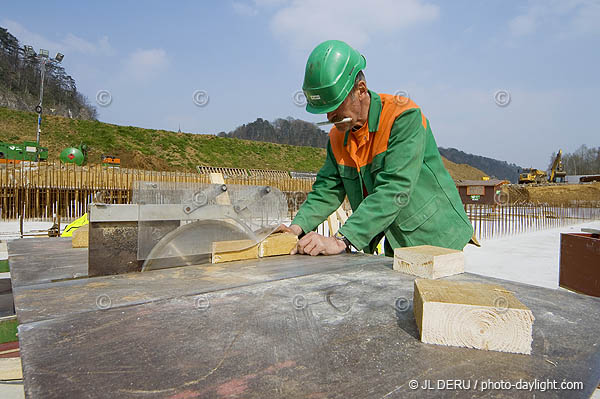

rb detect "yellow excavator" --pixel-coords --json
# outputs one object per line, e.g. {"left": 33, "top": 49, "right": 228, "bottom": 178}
{"left": 518, "top": 150, "right": 567, "bottom": 184}
{"left": 548, "top": 149, "right": 567, "bottom": 183}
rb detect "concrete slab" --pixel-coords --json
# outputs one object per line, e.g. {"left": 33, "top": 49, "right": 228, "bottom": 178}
{"left": 464, "top": 221, "right": 600, "bottom": 289}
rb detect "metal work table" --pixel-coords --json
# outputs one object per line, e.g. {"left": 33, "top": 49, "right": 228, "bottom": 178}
{"left": 8, "top": 238, "right": 600, "bottom": 398}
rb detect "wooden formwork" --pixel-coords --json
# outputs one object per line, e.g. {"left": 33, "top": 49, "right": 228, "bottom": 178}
{"left": 0, "top": 162, "right": 317, "bottom": 221}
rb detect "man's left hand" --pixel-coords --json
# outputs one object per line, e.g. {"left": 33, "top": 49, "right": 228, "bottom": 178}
{"left": 292, "top": 232, "right": 347, "bottom": 256}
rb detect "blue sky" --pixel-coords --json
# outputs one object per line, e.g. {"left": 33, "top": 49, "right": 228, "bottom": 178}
{"left": 2, "top": 0, "right": 599, "bottom": 168}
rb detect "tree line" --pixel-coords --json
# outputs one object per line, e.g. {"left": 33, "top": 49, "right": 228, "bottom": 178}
{"left": 218, "top": 117, "right": 329, "bottom": 148}
{"left": 549, "top": 145, "right": 600, "bottom": 175}
{"left": 0, "top": 26, "right": 96, "bottom": 120}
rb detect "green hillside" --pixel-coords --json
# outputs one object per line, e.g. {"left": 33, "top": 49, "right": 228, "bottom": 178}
{"left": 0, "top": 107, "right": 326, "bottom": 171}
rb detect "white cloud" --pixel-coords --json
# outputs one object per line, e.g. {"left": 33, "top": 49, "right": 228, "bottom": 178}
{"left": 1, "top": 19, "right": 115, "bottom": 56}
{"left": 508, "top": 0, "right": 600, "bottom": 38}
{"left": 232, "top": 2, "right": 259, "bottom": 16}
{"left": 508, "top": 14, "right": 537, "bottom": 37}
{"left": 232, "top": 0, "right": 290, "bottom": 16}
{"left": 269, "top": 0, "right": 439, "bottom": 54}
{"left": 122, "top": 49, "right": 169, "bottom": 82}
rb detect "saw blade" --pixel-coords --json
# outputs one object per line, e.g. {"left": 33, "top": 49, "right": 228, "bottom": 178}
{"left": 141, "top": 219, "right": 259, "bottom": 271}
{"left": 135, "top": 181, "right": 288, "bottom": 271}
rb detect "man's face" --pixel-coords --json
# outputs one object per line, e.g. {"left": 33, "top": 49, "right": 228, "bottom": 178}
{"left": 327, "top": 83, "right": 367, "bottom": 131}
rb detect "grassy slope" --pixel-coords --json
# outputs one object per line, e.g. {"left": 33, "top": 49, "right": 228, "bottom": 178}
{"left": 0, "top": 106, "right": 487, "bottom": 179}
{"left": 0, "top": 107, "right": 326, "bottom": 172}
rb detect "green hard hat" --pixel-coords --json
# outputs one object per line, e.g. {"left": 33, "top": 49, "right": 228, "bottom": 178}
{"left": 302, "top": 40, "right": 366, "bottom": 114}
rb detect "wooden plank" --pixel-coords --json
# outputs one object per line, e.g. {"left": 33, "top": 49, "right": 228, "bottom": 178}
{"left": 258, "top": 233, "right": 298, "bottom": 257}
{"left": 212, "top": 239, "right": 259, "bottom": 264}
{"left": 413, "top": 278, "right": 535, "bottom": 354}
{"left": 209, "top": 173, "right": 231, "bottom": 205}
{"left": 327, "top": 209, "right": 339, "bottom": 236}
{"left": 336, "top": 205, "right": 349, "bottom": 224}
{"left": 0, "top": 357, "right": 22, "bottom": 380}
{"left": 394, "top": 245, "right": 464, "bottom": 279}
{"left": 71, "top": 224, "right": 89, "bottom": 248}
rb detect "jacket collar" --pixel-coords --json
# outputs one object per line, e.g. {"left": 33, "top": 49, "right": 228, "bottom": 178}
{"left": 343, "top": 90, "right": 382, "bottom": 146}
{"left": 367, "top": 90, "right": 381, "bottom": 133}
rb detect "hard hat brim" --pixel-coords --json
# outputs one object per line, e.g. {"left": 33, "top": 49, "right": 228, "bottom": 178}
{"left": 305, "top": 99, "right": 345, "bottom": 114}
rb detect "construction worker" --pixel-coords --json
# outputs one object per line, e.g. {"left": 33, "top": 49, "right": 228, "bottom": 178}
{"left": 279, "top": 40, "right": 474, "bottom": 256}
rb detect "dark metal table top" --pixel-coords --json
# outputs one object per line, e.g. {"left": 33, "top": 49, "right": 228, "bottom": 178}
{"left": 8, "top": 238, "right": 600, "bottom": 398}
{"left": 7, "top": 237, "right": 88, "bottom": 287}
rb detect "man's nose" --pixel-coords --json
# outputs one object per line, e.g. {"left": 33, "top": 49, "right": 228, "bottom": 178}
{"left": 327, "top": 111, "right": 335, "bottom": 122}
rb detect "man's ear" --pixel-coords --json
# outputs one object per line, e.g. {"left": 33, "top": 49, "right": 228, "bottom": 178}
{"left": 357, "top": 80, "right": 368, "bottom": 99}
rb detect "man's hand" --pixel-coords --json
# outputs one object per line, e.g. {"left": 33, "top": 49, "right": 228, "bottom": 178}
{"left": 292, "top": 231, "right": 347, "bottom": 256}
{"left": 274, "top": 224, "right": 303, "bottom": 236}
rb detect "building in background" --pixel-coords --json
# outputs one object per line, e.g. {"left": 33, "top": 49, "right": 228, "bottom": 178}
{"left": 455, "top": 179, "right": 509, "bottom": 205}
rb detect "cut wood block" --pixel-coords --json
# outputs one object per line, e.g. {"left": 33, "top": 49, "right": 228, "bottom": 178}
{"left": 259, "top": 233, "right": 298, "bottom": 257}
{"left": 413, "top": 278, "right": 535, "bottom": 355}
{"left": 394, "top": 245, "right": 464, "bottom": 279}
{"left": 0, "top": 357, "right": 22, "bottom": 380}
{"left": 72, "top": 224, "right": 89, "bottom": 248}
{"left": 212, "top": 239, "right": 259, "bottom": 264}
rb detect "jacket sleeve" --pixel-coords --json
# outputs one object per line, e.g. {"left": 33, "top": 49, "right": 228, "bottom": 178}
{"left": 339, "top": 108, "right": 426, "bottom": 250}
{"left": 292, "top": 140, "right": 346, "bottom": 233}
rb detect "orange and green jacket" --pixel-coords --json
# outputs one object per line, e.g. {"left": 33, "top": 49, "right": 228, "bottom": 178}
{"left": 292, "top": 91, "right": 473, "bottom": 255}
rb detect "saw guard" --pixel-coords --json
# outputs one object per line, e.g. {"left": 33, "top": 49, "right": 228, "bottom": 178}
{"left": 133, "top": 181, "right": 288, "bottom": 271}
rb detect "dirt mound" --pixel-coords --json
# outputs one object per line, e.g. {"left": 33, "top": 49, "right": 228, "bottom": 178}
{"left": 507, "top": 183, "right": 600, "bottom": 206}
{"left": 442, "top": 158, "right": 487, "bottom": 181}
{"left": 116, "top": 150, "right": 172, "bottom": 171}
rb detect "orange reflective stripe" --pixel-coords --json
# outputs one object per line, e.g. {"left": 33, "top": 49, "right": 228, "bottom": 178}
{"left": 329, "top": 93, "right": 425, "bottom": 169}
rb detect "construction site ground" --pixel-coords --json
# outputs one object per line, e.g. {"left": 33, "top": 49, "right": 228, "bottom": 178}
{"left": 506, "top": 182, "right": 600, "bottom": 206}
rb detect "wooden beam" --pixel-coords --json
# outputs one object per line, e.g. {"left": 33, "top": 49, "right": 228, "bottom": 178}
{"left": 212, "top": 239, "right": 259, "bottom": 264}
{"left": 327, "top": 210, "right": 339, "bottom": 236}
{"left": 209, "top": 173, "right": 231, "bottom": 205}
{"left": 72, "top": 224, "right": 89, "bottom": 248}
{"left": 335, "top": 206, "right": 349, "bottom": 224}
{"left": 413, "top": 278, "right": 534, "bottom": 354}
{"left": 259, "top": 233, "right": 298, "bottom": 257}
{"left": 0, "top": 357, "right": 22, "bottom": 380}
{"left": 394, "top": 245, "right": 464, "bottom": 279}
{"left": 212, "top": 233, "right": 298, "bottom": 263}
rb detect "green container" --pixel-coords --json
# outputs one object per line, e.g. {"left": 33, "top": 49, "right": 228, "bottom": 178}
{"left": 0, "top": 141, "right": 48, "bottom": 161}
{"left": 60, "top": 147, "right": 85, "bottom": 165}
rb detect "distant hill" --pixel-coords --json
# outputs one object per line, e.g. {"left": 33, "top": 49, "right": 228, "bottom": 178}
{"left": 219, "top": 117, "right": 329, "bottom": 148}
{"left": 438, "top": 147, "right": 523, "bottom": 183}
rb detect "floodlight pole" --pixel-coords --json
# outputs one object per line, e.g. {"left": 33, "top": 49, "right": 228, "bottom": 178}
{"left": 27, "top": 48, "right": 63, "bottom": 161}
{"left": 36, "top": 57, "right": 47, "bottom": 155}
